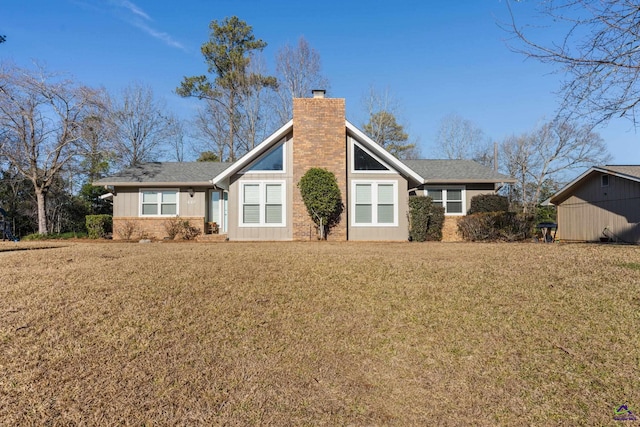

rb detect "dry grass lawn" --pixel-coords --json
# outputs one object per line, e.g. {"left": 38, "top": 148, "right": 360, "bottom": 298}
{"left": 1, "top": 241, "right": 639, "bottom": 425}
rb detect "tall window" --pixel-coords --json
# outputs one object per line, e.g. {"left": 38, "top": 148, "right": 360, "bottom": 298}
{"left": 240, "top": 181, "right": 285, "bottom": 226}
{"left": 353, "top": 181, "right": 397, "bottom": 226}
{"left": 141, "top": 190, "right": 178, "bottom": 216}
{"left": 426, "top": 187, "right": 465, "bottom": 215}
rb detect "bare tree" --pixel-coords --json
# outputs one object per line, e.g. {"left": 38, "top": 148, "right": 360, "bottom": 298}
{"left": 432, "top": 113, "right": 491, "bottom": 162}
{"left": 361, "top": 86, "right": 419, "bottom": 159}
{"left": 237, "top": 54, "right": 275, "bottom": 154}
{"left": 273, "top": 36, "right": 329, "bottom": 125}
{"left": 0, "top": 63, "right": 101, "bottom": 234}
{"left": 501, "top": 120, "right": 611, "bottom": 212}
{"left": 109, "top": 82, "right": 180, "bottom": 168}
{"left": 192, "top": 99, "right": 230, "bottom": 161}
{"left": 506, "top": 0, "right": 640, "bottom": 125}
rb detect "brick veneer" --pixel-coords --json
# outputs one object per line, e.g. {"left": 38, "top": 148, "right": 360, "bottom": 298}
{"left": 292, "top": 97, "right": 347, "bottom": 241}
{"left": 113, "top": 217, "right": 205, "bottom": 240}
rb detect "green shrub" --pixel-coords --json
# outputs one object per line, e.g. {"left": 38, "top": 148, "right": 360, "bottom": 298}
{"left": 457, "top": 212, "right": 535, "bottom": 242}
{"left": 85, "top": 214, "right": 112, "bottom": 239}
{"left": 409, "top": 196, "right": 445, "bottom": 242}
{"left": 298, "top": 168, "right": 343, "bottom": 239}
{"left": 426, "top": 205, "right": 445, "bottom": 241}
{"left": 468, "top": 194, "right": 509, "bottom": 214}
{"left": 409, "top": 196, "right": 431, "bottom": 242}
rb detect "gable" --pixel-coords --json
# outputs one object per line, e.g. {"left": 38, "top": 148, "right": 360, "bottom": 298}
{"left": 548, "top": 165, "right": 640, "bottom": 205}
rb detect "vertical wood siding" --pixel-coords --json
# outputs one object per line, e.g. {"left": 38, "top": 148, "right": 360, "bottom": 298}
{"left": 557, "top": 173, "right": 640, "bottom": 242}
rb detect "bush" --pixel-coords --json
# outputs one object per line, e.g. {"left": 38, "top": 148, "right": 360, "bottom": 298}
{"left": 85, "top": 214, "right": 112, "bottom": 239}
{"left": 468, "top": 194, "right": 509, "bottom": 214}
{"left": 426, "top": 205, "right": 445, "bottom": 241}
{"left": 408, "top": 196, "right": 445, "bottom": 242}
{"left": 409, "top": 196, "right": 430, "bottom": 242}
{"left": 163, "top": 217, "right": 201, "bottom": 240}
{"left": 115, "top": 220, "right": 139, "bottom": 240}
{"left": 164, "top": 217, "right": 183, "bottom": 240}
{"left": 457, "top": 212, "right": 535, "bottom": 242}
{"left": 298, "top": 168, "right": 343, "bottom": 239}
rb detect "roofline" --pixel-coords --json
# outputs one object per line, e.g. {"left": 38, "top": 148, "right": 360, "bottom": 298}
{"left": 212, "top": 119, "right": 293, "bottom": 186}
{"left": 94, "top": 181, "right": 217, "bottom": 187}
{"left": 423, "top": 178, "right": 517, "bottom": 184}
{"left": 345, "top": 120, "right": 424, "bottom": 184}
{"left": 547, "top": 165, "right": 640, "bottom": 205}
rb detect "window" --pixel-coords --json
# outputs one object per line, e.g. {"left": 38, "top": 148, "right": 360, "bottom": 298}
{"left": 353, "top": 143, "right": 389, "bottom": 171}
{"left": 240, "top": 181, "right": 285, "bottom": 226}
{"left": 247, "top": 142, "right": 284, "bottom": 172}
{"left": 601, "top": 174, "right": 609, "bottom": 187}
{"left": 141, "top": 190, "right": 178, "bottom": 216}
{"left": 352, "top": 181, "right": 397, "bottom": 226}
{"left": 426, "top": 187, "right": 465, "bottom": 215}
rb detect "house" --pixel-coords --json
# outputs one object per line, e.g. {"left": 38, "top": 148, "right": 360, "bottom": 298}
{"left": 95, "top": 91, "right": 514, "bottom": 241}
{"left": 545, "top": 165, "right": 640, "bottom": 243}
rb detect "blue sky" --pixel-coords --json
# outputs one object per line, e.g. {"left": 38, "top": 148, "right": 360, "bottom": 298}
{"left": 2, "top": 0, "right": 638, "bottom": 164}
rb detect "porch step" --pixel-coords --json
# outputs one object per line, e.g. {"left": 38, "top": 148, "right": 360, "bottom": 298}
{"left": 196, "top": 233, "right": 228, "bottom": 242}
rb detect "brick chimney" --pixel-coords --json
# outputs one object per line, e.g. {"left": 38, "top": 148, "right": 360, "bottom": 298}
{"left": 292, "top": 92, "right": 347, "bottom": 241}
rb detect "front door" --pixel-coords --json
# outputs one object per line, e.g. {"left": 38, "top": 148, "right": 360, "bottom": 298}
{"left": 210, "top": 190, "right": 228, "bottom": 233}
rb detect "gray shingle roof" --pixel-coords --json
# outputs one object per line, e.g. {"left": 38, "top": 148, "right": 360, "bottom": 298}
{"left": 94, "top": 162, "right": 233, "bottom": 186}
{"left": 600, "top": 165, "right": 640, "bottom": 179}
{"left": 402, "top": 159, "right": 514, "bottom": 183}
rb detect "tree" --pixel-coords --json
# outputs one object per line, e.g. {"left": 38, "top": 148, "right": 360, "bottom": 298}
{"left": 298, "top": 168, "right": 343, "bottom": 239}
{"left": 78, "top": 113, "right": 113, "bottom": 182}
{"left": 197, "top": 151, "right": 220, "bottom": 162}
{"left": 177, "top": 16, "right": 276, "bottom": 161}
{"left": 361, "top": 86, "right": 417, "bottom": 159}
{"left": 273, "top": 36, "right": 329, "bottom": 125}
{"left": 432, "top": 113, "right": 492, "bottom": 164}
{"left": 363, "top": 111, "right": 415, "bottom": 159}
{"left": 0, "top": 36, "right": 5, "bottom": 44}
{"left": 109, "top": 82, "right": 180, "bottom": 168}
{"left": 506, "top": 0, "right": 640, "bottom": 125}
{"left": 0, "top": 63, "right": 101, "bottom": 234}
{"left": 500, "top": 120, "right": 610, "bottom": 213}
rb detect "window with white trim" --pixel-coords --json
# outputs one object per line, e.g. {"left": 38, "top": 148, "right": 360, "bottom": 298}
{"left": 426, "top": 187, "right": 465, "bottom": 215}
{"left": 240, "top": 181, "right": 285, "bottom": 226}
{"left": 352, "top": 181, "right": 397, "bottom": 226}
{"left": 246, "top": 141, "right": 285, "bottom": 172}
{"left": 351, "top": 141, "right": 392, "bottom": 173}
{"left": 140, "top": 190, "right": 178, "bottom": 216}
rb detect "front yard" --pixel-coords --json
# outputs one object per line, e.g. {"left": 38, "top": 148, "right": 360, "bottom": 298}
{"left": 1, "top": 241, "right": 639, "bottom": 424}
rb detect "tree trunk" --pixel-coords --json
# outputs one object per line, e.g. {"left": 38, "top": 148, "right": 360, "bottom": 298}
{"left": 35, "top": 188, "right": 48, "bottom": 234}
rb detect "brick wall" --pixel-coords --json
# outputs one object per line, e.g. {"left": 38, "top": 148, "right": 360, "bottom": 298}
{"left": 292, "top": 96, "right": 347, "bottom": 241}
{"left": 112, "top": 217, "right": 205, "bottom": 240}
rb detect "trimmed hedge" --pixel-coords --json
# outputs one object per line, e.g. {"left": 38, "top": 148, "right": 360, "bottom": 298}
{"left": 427, "top": 205, "right": 445, "bottom": 241}
{"left": 85, "top": 214, "right": 112, "bottom": 239}
{"left": 468, "top": 194, "right": 509, "bottom": 214}
{"left": 408, "top": 196, "right": 445, "bottom": 242}
{"left": 457, "top": 212, "right": 534, "bottom": 242}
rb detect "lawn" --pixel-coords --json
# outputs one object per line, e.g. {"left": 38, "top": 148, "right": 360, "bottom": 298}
{"left": 1, "top": 241, "right": 639, "bottom": 425}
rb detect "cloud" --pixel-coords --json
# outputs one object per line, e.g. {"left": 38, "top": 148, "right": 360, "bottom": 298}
{"left": 133, "top": 21, "right": 186, "bottom": 50}
{"left": 119, "top": 0, "right": 151, "bottom": 21}
{"left": 105, "top": 0, "right": 186, "bottom": 50}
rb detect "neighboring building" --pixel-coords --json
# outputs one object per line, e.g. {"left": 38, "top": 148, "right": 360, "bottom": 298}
{"left": 545, "top": 165, "right": 640, "bottom": 243}
{"left": 95, "top": 92, "right": 514, "bottom": 241}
